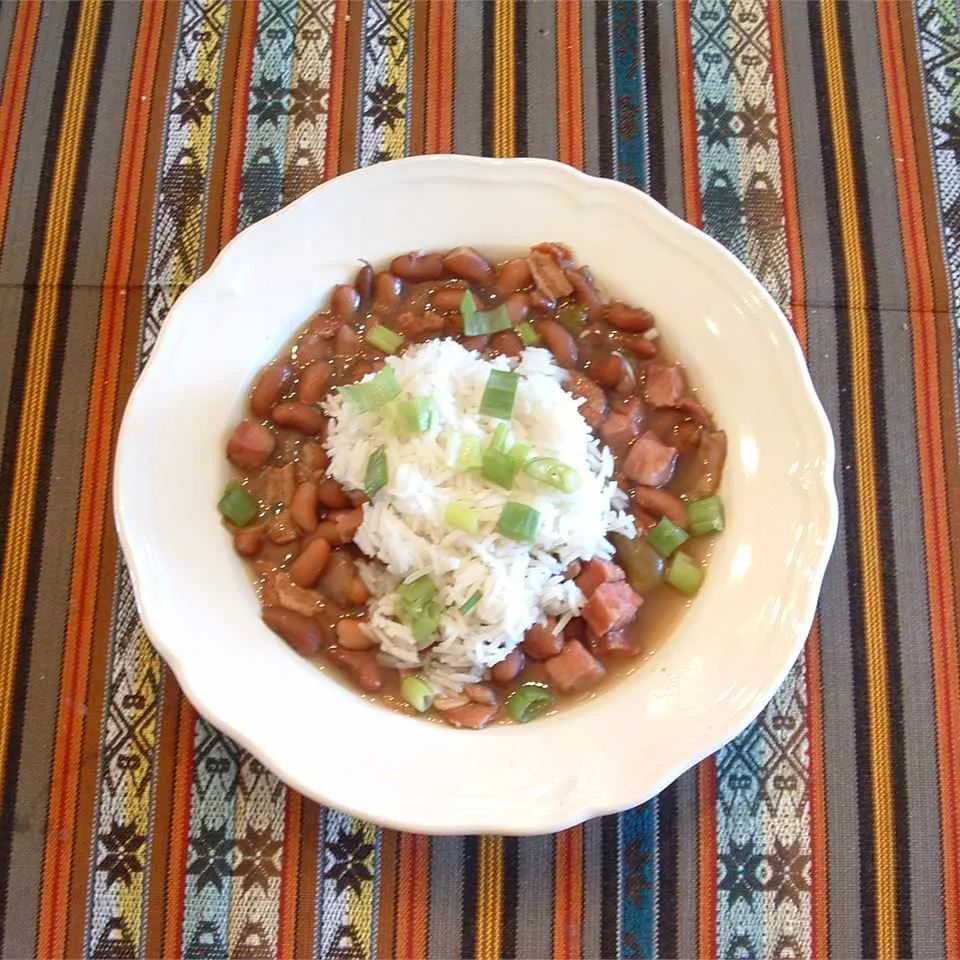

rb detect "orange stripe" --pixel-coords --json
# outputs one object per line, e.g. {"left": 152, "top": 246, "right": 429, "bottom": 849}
{"left": 34, "top": 5, "right": 164, "bottom": 953}
{"left": 697, "top": 762, "right": 717, "bottom": 957}
{"left": 877, "top": 5, "right": 960, "bottom": 955}
{"left": 277, "top": 790, "right": 302, "bottom": 958}
{"left": 425, "top": 0, "right": 454, "bottom": 153}
{"left": 324, "top": 0, "right": 349, "bottom": 181}
{"left": 0, "top": 0, "right": 40, "bottom": 249}
{"left": 220, "top": 0, "right": 257, "bottom": 242}
{"left": 161, "top": 698, "right": 197, "bottom": 959}
{"left": 674, "top": 0, "right": 702, "bottom": 228}
{"left": 556, "top": 1, "right": 584, "bottom": 169}
{"left": 553, "top": 827, "right": 583, "bottom": 960}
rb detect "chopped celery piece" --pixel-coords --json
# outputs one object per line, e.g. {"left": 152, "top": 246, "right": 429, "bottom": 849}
{"left": 455, "top": 434, "right": 482, "bottom": 471}
{"left": 479, "top": 369, "right": 519, "bottom": 419}
{"left": 481, "top": 449, "right": 518, "bottom": 488}
{"left": 400, "top": 676, "right": 434, "bottom": 712}
{"left": 489, "top": 422, "right": 512, "bottom": 453}
{"left": 396, "top": 395, "right": 436, "bottom": 435}
{"left": 523, "top": 456, "right": 580, "bottom": 493}
{"left": 364, "top": 323, "right": 404, "bottom": 354}
{"left": 218, "top": 484, "right": 258, "bottom": 526}
{"left": 460, "top": 290, "right": 477, "bottom": 330}
{"left": 516, "top": 321, "right": 540, "bottom": 346}
{"left": 465, "top": 304, "right": 511, "bottom": 336}
{"left": 444, "top": 501, "right": 480, "bottom": 533}
{"left": 646, "top": 516, "right": 689, "bottom": 558}
{"left": 364, "top": 446, "right": 388, "bottom": 497}
{"left": 496, "top": 502, "right": 540, "bottom": 542}
{"left": 687, "top": 495, "right": 725, "bottom": 536}
{"left": 339, "top": 366, "right": 400, "bottom": 412}
{"left": 459, "top": 591, "right": 482, "bottom": 615}
{"left": 665, "top": 551, "right": 704, "bottom": 596}
{"left": 506, "top": 682, "right": 552, "bottom": 722}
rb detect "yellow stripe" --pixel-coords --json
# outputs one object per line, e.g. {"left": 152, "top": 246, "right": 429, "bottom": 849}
{"left": 821, "top": 4, "right": 896, "bottom": 957}
{"left": 382, "top": 0, "right": 410, "bottom": 160}
{"left": 493, "top": 0, "right": 514, "bottom": 158}
{"left": 476, "top": 835, "right": 503, "bottom": 960}
{"left": 0, "top": 0, "right": 102, "bottom": 804}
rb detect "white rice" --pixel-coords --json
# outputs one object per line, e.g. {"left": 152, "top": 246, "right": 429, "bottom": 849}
{"left": 323, "top": 338, "right": 634, "bottom": 691}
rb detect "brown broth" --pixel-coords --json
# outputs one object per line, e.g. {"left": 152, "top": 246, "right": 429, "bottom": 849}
{"left": 223, "top": 245, "right": 726, "bottom": 727}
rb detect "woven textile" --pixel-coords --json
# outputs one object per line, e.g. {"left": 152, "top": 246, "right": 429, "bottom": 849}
{"left": 0, "top": 1, "right": 958, "bottom": 958}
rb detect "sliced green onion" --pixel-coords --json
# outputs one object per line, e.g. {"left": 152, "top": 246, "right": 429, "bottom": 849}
{"left": 397, "top": 575, "right": 441, "bottom": 648}
{"left": 444, "top": 501, "right": 480, "bottom": 533}
{"left": 460, "top": 290, "right": 477, "bottom": 330}
{"left": 687, "top": 495, "right": 725, "bottom": 537}
{"left": 364, "top": 323, "right": 404, "bottom": 354}
{"left": 488, "top": 422, "right": 511, "bottom": 453}
{"left": 400, "top": 676, "right": 435, "bottom": 712}
{"left": 364, "top": 446, "right": 388, "bottom": 497}
{"left": 557, "top": 304, "right": 587, "bottom": 333}
{"left": 496, "top": 501, "right": 540, "bottom": 542}
{"left": 218, "top": 483, "right": 258, "bottom": 526}
{"left": 506, "top": 682, "right": 552, "bottom": 723}
{"left": 665, "top": 551, "right": 704, "bottom": 596}
{"left": 339, "top": 365, "right": 401, "bottom": 412}
{"left": 455, "top": 434, "right": 483, "bottom": 471}
{"left": 482, "top": 449, "right": 518, "bottom": 489}
{"left": 464, "top": 303, "right": 511, "bottom": 336}
{"left": 459, "top": 591, "right": 482, "bottom": 615}
{"left": 517, "top": 321, "right": 540, "bottom": 346}
{"left": 646, "top": 516, "right": 689, "bottom": 558}
{"left": 480, "top": 369, "right": 519, "bottom": 419}
{"left": 523, "top": 456, "right": 580, "bottom": 493}
{"left": 508, "top": 441, "right": 534, "bottom": 468}
{"left": 396, "top": 395, "right": 436, "bottom": 435}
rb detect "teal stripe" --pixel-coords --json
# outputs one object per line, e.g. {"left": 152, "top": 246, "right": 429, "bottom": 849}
{"left": 611, "top": 1, "right": 647, "bottom": 189}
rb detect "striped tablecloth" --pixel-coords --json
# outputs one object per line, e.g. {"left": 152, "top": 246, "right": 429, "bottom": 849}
{"left": 1, "top": 1, "right": 958, "bottom": 957}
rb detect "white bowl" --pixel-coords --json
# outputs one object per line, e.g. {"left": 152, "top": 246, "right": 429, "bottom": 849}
{"left": 114, "top": 155, "right": 837, "bottom": 835}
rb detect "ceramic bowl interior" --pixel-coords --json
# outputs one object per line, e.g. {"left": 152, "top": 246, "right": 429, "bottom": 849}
{"left": 114, "top": 155, "right": 837, "bottom": 834}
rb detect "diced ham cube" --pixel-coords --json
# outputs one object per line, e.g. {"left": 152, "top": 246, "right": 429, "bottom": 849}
{"left": 527, "top": 249, "right": 574, "bottom": 300}
{"left": 588, "top": 625, "right": 642, "bottom": 658}
{"left": 623, "top": 430, "right": 677, "bottom": 487}
{"left": 442, "top": 701, "right": 498, "bottom": 729}
{"left": 568, "top": 374, "right": 608, "bottom": 429}
{"left": 575, "top": 558, "right": 626, "bottom": 597}
{"left": 264, "top": 463, "right": 296, "bottom": 507}
{"left": 263, "top": 571, "right": 320, "bottom": 618}
{"left": 522, "top": 620, "right": 564, "bottom": 660}
{"left": 227, "top": 420, "right": 276, "bottom": 470}
{"left": 329, "top": 647, "right": 382, "bottom": 693}
{"left": 582, "top": 581, "right": 643, "bottom": 636}
{"left": 544, "top": 640, "right": 606, "bottom": 694}
{"left": 600, "top": 410, "right": 640, "bottom": 448}
{"left": 629, "top": 485, "right": 687, "bottom": 527}
{"left": 395, "top": 310, "right": 445, "bottom": 340}
{"left": 644, "top": 363, "right": 685, "bottom": 407}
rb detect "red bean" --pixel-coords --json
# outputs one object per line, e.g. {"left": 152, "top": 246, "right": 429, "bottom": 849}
{"left": 527, "top": 289, "right": 556, "bottom": 314}
{"left": 330, "top": 284, "right": 360, "bottom": 321}
{"left": 619, "top": 333, "right": 658, "bottom": 359}
{"left": 566, "top": 268, "right": 606, "bottom": 315}
{"left": 316, "top": 478, "right": 351, "bottom": 509}
{"left": 591, "top": 352, "right": 629, "bottom": 389}
{"left": 290, "top": 481, "right": 320, "bottom": 532}
{"left": 495, "top": 258, "right": 533, "bottom": 295}
{"left": 489, "top": 330, "right": 523, "bottom": 358}
{"left": 532, "top": 241, "right": 575, "bottom": 268}
{"left": 295, "top": 330, "right": 333, "bottom": 368}
{"left": 461, "top": 335, "right": 488, "bottom": 352}
{"left": 396, "top": 310, "right": 445, "bottom": 340}
{"left": 272, "top": 402, "right": 325, "bottom": 435}
{"left": 354, "top": 262, "right": 374, "bottom": 302}
{"left": 431, "top": 284, "right": 467, "bottom": 313}
{"left": 336, "top": 619, "right": 374, "bottom": 650}
{"left": 629, "top": 485, "right": 688, "bottom": 527}
{"left": 227, "top": 420, "right": 276, "bottom": 470}
{"left": 443, "top": 246, "right": 494, "bottom": 285}
{"left": 442, "top": 701, "right": 497, "bottom": 729}
{"left": 298, "top": 360, "right": 332, "bottom": 403}
{"left": 296, "top": 440, "right": 328, "bottom": 483}
{"left": 262, "top": 606, "right": 323, "bottom": 657}
{"left": 503, "top": 292, "right": 529, "bottom": 325}
{"left": 250, "top": 363, "right": 292, "bottom": 417}
{"left": 334, "top": 324, "right": 361, "bottom": 363}
{"left": 318, "top": 508, "right": 363, "bottom": 546}
{"left": 536, "top": 319, "right": 578, "bottom": 367}
{"left": 490, "top": 649, "right": 525, "bottom": 684}
{"left": 233, "top": 528, "right": 263, "bottom": 557}
{"left": 373, "top": 271, "right": 404, "bottom": 311}
{"left": 465, "top": 683, "right": 498, "bottom": 706}
{"left": 391, "top": 252, "right": 445, "bottom": 281}
{"left": 606, "top": 301, "right": 655, "bottom": 332}
{"left": 329, "top": 647, "right": 382, "bottom": 692}
{"left": 290, "top": 537, "right": 332, "bottom": 588}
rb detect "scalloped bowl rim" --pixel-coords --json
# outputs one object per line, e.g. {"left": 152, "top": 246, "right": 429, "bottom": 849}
{"left": 114, "top": 155, "right": 837, "bottom": 835}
